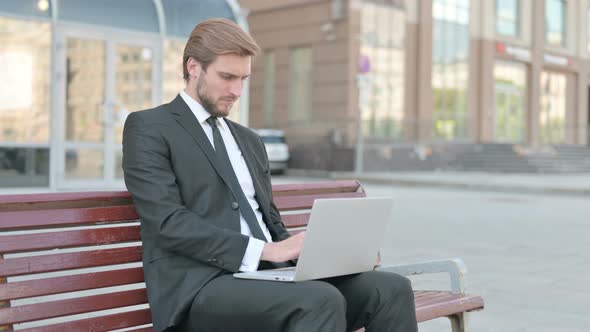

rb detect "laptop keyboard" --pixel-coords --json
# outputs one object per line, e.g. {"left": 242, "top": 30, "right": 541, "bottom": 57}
{"left": 262, "top": 268, "right": 295, "bottom": 277}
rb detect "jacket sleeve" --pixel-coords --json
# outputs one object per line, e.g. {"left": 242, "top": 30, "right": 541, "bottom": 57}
{"left": 122, "top": 112, "right": 249, "bottom": 272}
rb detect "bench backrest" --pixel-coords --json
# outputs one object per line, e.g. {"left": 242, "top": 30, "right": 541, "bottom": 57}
{"left": 0, "top": 180, "right": 364, "bottom": 331}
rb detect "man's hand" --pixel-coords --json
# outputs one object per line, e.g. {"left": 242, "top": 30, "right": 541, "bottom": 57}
{"left": 261, "top": 231, "right": 305, "bottom": 263}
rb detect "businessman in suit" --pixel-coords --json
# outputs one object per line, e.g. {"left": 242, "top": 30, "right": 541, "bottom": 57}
{"left": 122, "top": 18, "right": 417, "bottom": 332}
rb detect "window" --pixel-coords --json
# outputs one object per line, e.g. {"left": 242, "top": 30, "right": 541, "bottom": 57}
{"left": 0, "top": 18, "right": 51, "bottom": 143}
{"left": 288, "top": 47, "right": 312, "bottom": 123}
{"left": 65, "top": 38, "right": 105, "bottom": 143}
{"left": 0, "top": 17, "right": 51, "bottom": 187}
{"left": 263, "top": 51, "right": 275, "bottom": 127}
{"left": 587, "top": 7, "right": 590, "bottom": 53}
{"left": 163, "top": 39, "right": 185, "bottom": 102}
{"left": 545, "top": 0, "right": 567, "bottom": 47}
{"left": 496, "top": 0, "right": 520, "bottom": 37}
{"left": 539, "top": 71, "right": 566, "bottom": 144}
{"left": 0, "top": 147, "right": 50, "bottom": 187}
{"left": 432, "top": 0, "right": 470, "bottom": 140}
{"left": 494, "top": 61, "right": 527, "bottom": 142}
{"left": 114, "top": 44, "right": 153, "bottom": 146}
{"left": 359, "top": 1, "right": 406, "bottom": 139}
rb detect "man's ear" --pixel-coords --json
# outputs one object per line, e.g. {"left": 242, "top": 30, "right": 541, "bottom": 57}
{"left": 187, "top": 57, "right": 202, "bottom": 80}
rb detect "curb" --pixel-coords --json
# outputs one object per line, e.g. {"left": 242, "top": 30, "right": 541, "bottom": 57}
{"left": 330, "top": 174, "right": 590, "bottom": 197}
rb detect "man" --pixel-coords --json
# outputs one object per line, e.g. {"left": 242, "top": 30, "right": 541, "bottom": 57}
{"left": 123, "top": 18, "right": 417, "bottom": 332}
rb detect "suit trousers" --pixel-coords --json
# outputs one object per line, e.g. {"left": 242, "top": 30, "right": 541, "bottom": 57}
{"left": 175, "top": 270, "right": 418, "bottom": 332}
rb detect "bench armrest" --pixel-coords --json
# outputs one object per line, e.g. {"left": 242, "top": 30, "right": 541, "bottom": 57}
{"left": 376, "top": 258, "right": 467, "bottom": 294}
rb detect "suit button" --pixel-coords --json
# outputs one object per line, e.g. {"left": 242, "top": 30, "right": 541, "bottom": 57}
{"left": 231, "top": 202, "right": 239, "bottom": 210}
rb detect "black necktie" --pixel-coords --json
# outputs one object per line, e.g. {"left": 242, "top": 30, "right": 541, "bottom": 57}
{"left": 206, "top": 117, "right": 267, "bottom": 241}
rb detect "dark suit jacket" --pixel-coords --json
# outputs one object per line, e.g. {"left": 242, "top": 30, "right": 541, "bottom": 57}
{"left": 122, "top": 95, "right": 291, "bottom": 332}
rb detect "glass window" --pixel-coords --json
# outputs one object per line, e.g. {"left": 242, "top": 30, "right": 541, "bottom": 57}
{"left": 0, "top": 147, "right": 49, "bottom": 187}
{"left": 494, "top": 61, "right": 527, "bottom": 142}
{"left": 114, "top": 44, "right": 153, "bottom": 146}
{"left": 58, "top": 0, "right": 159, "bottom": 33}
{"left": 260, "top": 135, "right": 286, "bottom": 144}
{"left": 263, "top": 51, "right": 275, "bottom": 127}
{"left": 65, "top": 38, "right": 105, "bottom": 143}
{"left": 496, "top": 0, "right": 520, "bottom": 37}
{"left": 289, "top": 47, "right": 312, "bottom": 123}
{"left": 359, "top": 1, "right": 406, "bottom": 139}
{"left": 112, "top": 43, "right": 154, "bottom": 179}
{"left": 432, "top": 0, "right": 470, "bottom": 140}
{"left": 65, "top": 148, "right": 103, "bottom": 180}
{"left": 0, "top": 17, "right": 51, "bottom": 143}
{"left": 539, "top": 71, "right": 566, "bottom": 144}
{"left": 545, "top": 0, "right": 567, "bottom": 47}
{"left": 163, "top": 39, "right": 186, "bottom": 102}
{"left": 0, "top": 0, "right": 52, "bottom": 19}
{"left": 162, "top": 0, "right": 235, "bottom": 38}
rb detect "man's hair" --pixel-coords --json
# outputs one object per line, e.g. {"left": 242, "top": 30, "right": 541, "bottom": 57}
{"left": 183, "top": 18, "right": 260, "bottom": 80}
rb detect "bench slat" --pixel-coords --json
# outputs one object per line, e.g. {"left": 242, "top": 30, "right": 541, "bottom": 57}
{"left": 0, "top": 226, "right": 141, "bottom": 254}
{"left": 0, "top": 288, "right": 147, "bottom": 325}
{"left": 0, "top": 267, "right": 144, "bottom": 301}
{"left": 19, "top": 308, "right": 151, "bottom": 332}
{"left": 274, "top": 192, "right": 366, "bottom": 211}
{"left": 415, "top": 293, "right": 462, "bottom": 306}
{"left": 0, "top": 246, "right": 142, "bottom": 277}
{"left": 0, "top": 192, "right": 131, "bottom": 205}
{"left": 414, "top": 291, "right": 460, "bottom": 302}
{"left": 415, "top": 293, "right": 484, "bottom": 322}
{"left": 281, "top": 213, "right": 310, "bottom": 228}
{"left": 0, "top": 192, "right": 132, "bottom": 212}
{"left": 0, "top": 180, "right": 360, "bottom": 211}
{"left": 0, "top": 206, "right": 138, "bottom": 231}
{"left": 272, "top": 180, "right": 361, "bottom": 197}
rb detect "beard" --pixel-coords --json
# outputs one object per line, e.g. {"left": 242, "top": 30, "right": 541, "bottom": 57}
{"left": 196, "top": 74, "right": 235, "bottom": 118}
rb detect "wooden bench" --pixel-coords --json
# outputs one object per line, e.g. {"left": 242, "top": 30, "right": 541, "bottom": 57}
{"left": 0, "top": 180, "right": 483, "bottom": 331}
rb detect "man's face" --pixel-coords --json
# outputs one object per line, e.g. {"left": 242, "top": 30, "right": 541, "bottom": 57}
{"left": 194, "top": 54, "right": 251, "bottom": 118}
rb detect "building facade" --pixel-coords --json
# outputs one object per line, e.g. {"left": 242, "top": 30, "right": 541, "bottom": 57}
{"left": 0, "top": 0, "right": 249, "bottom": 191}
{"left": 242, "top": 0, "right": 590, "bottom": 171}
{"left": 3, "top": 0, "right": 590, "bottom": 191}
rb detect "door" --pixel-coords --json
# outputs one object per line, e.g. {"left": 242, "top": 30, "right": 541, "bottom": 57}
{"left": 539, "top": 70, "right": 568, "bottom": 144}
{"left": 493, "top": 61, "right": 527, "bottom": 142}
{"left": 54, "top": 24, "right": 160, "bottom": 189}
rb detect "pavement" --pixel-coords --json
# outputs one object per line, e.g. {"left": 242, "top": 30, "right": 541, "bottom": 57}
{"left": 328, "top": 171, "right": 590, "bottom": 196}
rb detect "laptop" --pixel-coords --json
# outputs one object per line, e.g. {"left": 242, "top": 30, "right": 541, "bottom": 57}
{"left": 233, "top": 197, "right": 393, "bottom": 282}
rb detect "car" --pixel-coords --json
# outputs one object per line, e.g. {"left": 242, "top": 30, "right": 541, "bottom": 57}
{"left": 253, "top": 129, "right": 290, "bottom": 174}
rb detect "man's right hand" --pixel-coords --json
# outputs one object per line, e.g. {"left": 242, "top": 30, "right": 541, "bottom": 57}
{"left": 261, "top": 231, "right": 305, "bottom": 263}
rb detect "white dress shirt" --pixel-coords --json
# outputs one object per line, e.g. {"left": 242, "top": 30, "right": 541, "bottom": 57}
{"left": 180, "top": 90, "right": 271, "bottom": 271}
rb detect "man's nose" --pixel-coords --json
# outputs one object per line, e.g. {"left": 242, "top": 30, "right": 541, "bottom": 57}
{"left": 229, "top": 80, "right": 243, "bottom": 98}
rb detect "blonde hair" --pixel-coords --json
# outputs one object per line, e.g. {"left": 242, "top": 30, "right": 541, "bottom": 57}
{"left": 183, "top": 18, "right": 260, "bottom": 80}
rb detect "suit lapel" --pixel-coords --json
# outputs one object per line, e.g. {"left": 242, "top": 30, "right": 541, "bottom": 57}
{"left": 169, "top": 95, "right": 232, "bottom": 190}
{"left": 225, "top": 120, "right": 272, "bottom": 224}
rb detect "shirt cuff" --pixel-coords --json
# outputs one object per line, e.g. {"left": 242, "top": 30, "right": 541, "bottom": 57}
{"left": 239, "top": 237, "right": 265, "bottom": 272}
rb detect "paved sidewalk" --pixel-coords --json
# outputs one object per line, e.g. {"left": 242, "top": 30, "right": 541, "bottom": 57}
{"left": 331, "top": 171, "right": 590, "bottom": 196}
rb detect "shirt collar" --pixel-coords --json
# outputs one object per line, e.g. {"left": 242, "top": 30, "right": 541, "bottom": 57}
{"left": 179, "top": 90, "right": 229, "bottom": 131}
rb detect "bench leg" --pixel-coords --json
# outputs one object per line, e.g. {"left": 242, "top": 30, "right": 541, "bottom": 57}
{"left": 449, "top": 313, "right": 465, "bottom": 332}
